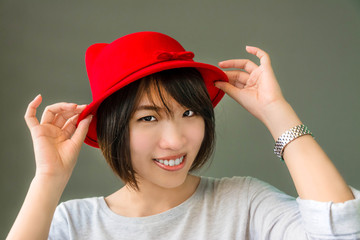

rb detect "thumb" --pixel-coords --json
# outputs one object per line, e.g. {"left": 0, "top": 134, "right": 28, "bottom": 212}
{"left": 71, "top": 115, "right": 93, "bottom": 146}
{"left": 215, "top": 81, "right": 242, "bottom": 102}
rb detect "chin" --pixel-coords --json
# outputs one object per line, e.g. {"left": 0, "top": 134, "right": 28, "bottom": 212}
{"left": 160, "top": 177, "right": 187, "bottom": 189}
{"left": 139, "top": 172, "right": 190, "bottom": 190}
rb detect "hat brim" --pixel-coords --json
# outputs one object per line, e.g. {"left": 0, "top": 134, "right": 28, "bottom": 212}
{"left": 77, "top": 59, "right": 228, "bottom": 148}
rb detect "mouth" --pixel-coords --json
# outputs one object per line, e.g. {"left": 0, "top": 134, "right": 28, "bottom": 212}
{"left": 153, "top": 155, "right": 186, "bottom": 171}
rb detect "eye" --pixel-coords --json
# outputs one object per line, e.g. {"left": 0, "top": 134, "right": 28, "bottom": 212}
{"left": 139, "top": 116, "right": 157, "bottom": 122}
{"left": 183, "top": 110, "right": 195, "bottom": 117}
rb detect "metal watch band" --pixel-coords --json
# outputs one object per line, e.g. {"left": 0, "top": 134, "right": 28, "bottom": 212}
{"left": 274, "top": 124, "right": 313, "bottom": 161}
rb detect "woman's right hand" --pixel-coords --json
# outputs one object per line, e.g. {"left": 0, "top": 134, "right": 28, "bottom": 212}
{"left": 24, "top": 94, "right": 92, "bottom": 181}
{"left": 7, "top": 95, "right": 92, "bottom": 240}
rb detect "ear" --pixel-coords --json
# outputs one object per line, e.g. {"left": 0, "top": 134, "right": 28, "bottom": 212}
{"left": 85, "top": 43, "right": 108, "bottom": 76}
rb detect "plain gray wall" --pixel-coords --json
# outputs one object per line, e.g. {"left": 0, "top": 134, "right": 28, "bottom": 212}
{"left": 1, "top": 0, "right": 359, "bottom": 237}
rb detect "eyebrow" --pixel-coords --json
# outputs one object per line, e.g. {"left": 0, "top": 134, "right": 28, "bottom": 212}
{"left": 134, "top": 104, "right": 175, "bottom": 117}
{"left": 135, "top": 105, "right": 162, "bottom": 111}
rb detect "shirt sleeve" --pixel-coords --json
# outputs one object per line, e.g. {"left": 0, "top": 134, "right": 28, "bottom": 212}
{"left": 296, "top": 186, "right": 360, "bottom": 238}
{"left": 48, "top": 203, "right": 70, "bottom": 240}
{"left": 247, "top": 177, "right": 360, "bottom": 240}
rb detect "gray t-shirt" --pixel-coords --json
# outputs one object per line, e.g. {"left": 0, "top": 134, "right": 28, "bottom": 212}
{"left": 49, "top": 176, "right": 360, "bottom": 239}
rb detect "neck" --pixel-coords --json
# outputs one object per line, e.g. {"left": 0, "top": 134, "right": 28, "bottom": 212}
{"left": 105, "top": 174, "right": 200, "bottom": 217}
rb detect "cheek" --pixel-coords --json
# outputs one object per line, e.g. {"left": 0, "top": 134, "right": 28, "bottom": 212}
{"left": 130, "top": 128, "right": 156, "bottom": 157}
{"left": 184, "top": 118, "right": 205, "bottom": 148}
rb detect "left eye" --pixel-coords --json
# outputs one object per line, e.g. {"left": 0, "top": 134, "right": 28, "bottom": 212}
{"left": 183, "top": 110, "right": 195, "bottom": 117}
{"left": 140, "top": 116, "right": 157, "bottom": 122}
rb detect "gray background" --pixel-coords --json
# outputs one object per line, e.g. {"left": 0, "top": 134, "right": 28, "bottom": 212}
{"left": 1, "top": 0, "right": 359, "bottom": 237}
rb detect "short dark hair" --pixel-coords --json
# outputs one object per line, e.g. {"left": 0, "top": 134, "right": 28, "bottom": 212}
{"left": 96, "top": 68, "right": 215, "bottom": 190}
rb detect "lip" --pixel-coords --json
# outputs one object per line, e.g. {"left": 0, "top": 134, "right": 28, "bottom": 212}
{"left": 153, "top": 155, "right": 186, "bottom": 171}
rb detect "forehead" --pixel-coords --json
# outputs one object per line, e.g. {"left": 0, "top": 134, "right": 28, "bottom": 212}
{"left": 133, "top": 81, "right": 183, "bottom": 115}
{"left": 136, "top": 90, "right": 181, "bottom": 110}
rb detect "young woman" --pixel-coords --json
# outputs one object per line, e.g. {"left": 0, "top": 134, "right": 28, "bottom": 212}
{"left": 7, "top": 32, "right": 360, "bottom": 239}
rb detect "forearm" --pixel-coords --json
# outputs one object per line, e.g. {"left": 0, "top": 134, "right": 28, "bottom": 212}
{"left": 7, "top": 175, "right": 68, "bottom": 240}
{"left": 262, "top": 100, "right": 354, "bottom": 203}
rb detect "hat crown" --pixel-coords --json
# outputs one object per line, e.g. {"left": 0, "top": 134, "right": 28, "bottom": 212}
{"left": 86, "top": 32, "right": 192, "bottom": 102}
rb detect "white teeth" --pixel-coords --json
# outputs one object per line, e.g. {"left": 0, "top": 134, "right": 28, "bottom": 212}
{"left": 175, "top": 158, "right": 180, "bottom": 165}
{"left": 155, "top": 156, "right": 184, "bottom": 167}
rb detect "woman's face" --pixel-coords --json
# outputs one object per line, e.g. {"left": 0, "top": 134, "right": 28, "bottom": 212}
{"left": 129, "top": 90, "right": 205, "bottom": 190}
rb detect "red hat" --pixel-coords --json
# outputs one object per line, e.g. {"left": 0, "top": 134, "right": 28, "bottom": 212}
{"left": 77, "top": 31, "right": 228, "bottom": 148}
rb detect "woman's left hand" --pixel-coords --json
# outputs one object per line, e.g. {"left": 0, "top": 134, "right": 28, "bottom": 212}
{"left": 215, "top": 46, "right": 287, "bottom": 124}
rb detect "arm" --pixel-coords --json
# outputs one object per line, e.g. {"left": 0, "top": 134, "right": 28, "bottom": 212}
{"left": 215, "top": 46, "right": 354, "bottom": 203}
{"left": 262, "top": 100, "right": 354, "bottom": 203}
{"left": 7, "top": 95, "right": 92, "bottom": 240}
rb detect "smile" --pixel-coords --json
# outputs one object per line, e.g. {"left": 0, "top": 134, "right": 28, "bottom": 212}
{"left": 155, "top": 155, "right": 184, "bottom": 166}
{"left": 153, "top": 155, "right": 186, "bottom": 171}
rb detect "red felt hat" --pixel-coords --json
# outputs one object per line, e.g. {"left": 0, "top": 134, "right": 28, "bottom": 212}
{"left": 77, "top": 31, "right": 228, "bottom": 148}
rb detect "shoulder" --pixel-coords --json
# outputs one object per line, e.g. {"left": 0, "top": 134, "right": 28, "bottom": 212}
{"left": 199, "top": 176, "right": 291, "bottom": 202}
{"left": 59, "top": 196, "right": 102, "bottom": 208}
{"left": 54, "top": 197, "right": 104, "bottom": 220}
{"left": 49, "top": 197, "right": 104, "bottom": 239}
{"left": 58, "top": 196, "right": 102, "bottom": 210}
{"left": 198, "top": 176, "right": 257, "bottom": 202}
{"left": 194, "top": 176, "right": 285, "bottom": 218}
{"left": 201, "top": 175, "right": 268, "bottom": 192}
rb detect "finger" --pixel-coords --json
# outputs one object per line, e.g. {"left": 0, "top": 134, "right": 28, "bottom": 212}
{"left": 214, "top": 81, "right": 243, "bottom": 101}
{"left": 24, "top": 94, "right": 42, "bottom": 129}
{"left": 53, "top": 114, "right": 69, "bottom": 129}
{"left": 231, "top": 81, "right": 245, "bottom": 89}
{"left": 53, "top": 105, "right": 87, "bottom": 128}
{"left": 40, "top": 103, "right": 78, "bottom": 125}
{"left": 70, "top": 115, "right": 93, "bottom": 147}
{"left": 246, "top": 46, "right": 271, "bottom": 66}
{"left": 223, "top": 70, "right": 250, "bottom": 86}
{"left": 61, "top": 114, "right": 80, "bottom": 140}
{"left": 218, "top": 59, "right": 258, "bottom": 74}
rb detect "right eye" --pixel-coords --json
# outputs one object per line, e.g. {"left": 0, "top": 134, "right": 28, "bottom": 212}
{"left": 139, "top": 116, "right": 157, "bottom": 122}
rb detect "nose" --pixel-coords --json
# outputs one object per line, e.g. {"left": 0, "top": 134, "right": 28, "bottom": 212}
{"left": 158, "top": 122, "right": 185, "bottom": 150}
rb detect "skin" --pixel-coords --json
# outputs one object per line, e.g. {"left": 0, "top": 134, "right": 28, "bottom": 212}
{"left": 106, "top": 92, "right": 204, "bottom": 217}
{"left": 215, "top": 46, "right": 354, "bottom": 202}
{"left": 7, "top": 46, "right": 354, "bottom": 239}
